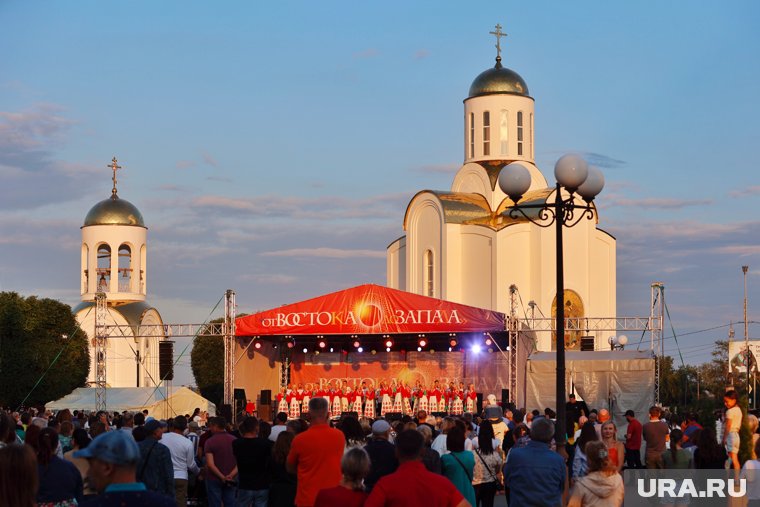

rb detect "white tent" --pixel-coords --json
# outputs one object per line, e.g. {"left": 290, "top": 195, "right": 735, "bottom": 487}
{"left": 47, "top": 386, "right": 216, "bottom": 419}
{"left": 525, "top": 350, "right": 655, "bottom": 431}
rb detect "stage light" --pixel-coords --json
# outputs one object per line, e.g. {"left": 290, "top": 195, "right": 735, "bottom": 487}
{"left": 302, "top": 347, "right": 308, "bottom": 353}
{"left": 485, "top": 337, "right": 492, "bottom": 346}
{"left": 384, "top": 338, "right": 393, "bottom": 348}
{"left": 318, "top": 340, "right": 326, "bottom": 349}
{"left": 488, "top": 348, "right": 494, "bottom": 353}
{"left": 371, "top": 349, "right": 377, "bottom": 355}
{"left": 449, "top": 339, "right": 458, "bottom": 347}
{"left": 254, "top": 341, "right": 262, "bottom": 350}
{"left": 417, "top": 346, "right": 422, "bottom": 352}
{"left": 430, "top": 349, "right": 435, "bottom": 354}
{"left": 448, "top": 347, "right": 452, "bottom": 352}
{"left": 386, "top": 347, "right": 391, "bottom": 352}
{"left": 329, "top": 347, "right": 334, "bottom": 353}
{"left": 418, "top": 338, "right": 427, "bottom": 348}
{"left": 357, "top": 347, "right": 364, "bottom": 353}
{"left": 315, "top": 350, "right": 320, "bottom": 355}
{"left": 287, "top": 341, "right": 294, "bottom": 349}
{"left": 353, "top": 340, "right": 361, "bottom": 348}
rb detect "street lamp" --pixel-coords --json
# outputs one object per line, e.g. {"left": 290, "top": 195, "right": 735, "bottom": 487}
{"left": 498, "top": 154, "right": 604, "bottom": 454}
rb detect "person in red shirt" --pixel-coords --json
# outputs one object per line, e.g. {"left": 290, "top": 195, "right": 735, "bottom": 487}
{"left": 287, "top": 397, "right": 345, "bottom": 507}
{"left": 624, "top": 409, "right": 643, "bottom": 469}
{"left": 365, "top": 429, "right": 468, "bottom": 507}
{"left": 314, "top": 447, "right": 370, "bottom": 507}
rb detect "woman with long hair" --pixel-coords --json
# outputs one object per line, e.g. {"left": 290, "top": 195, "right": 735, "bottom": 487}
{"left": 662, "top": 428, "right": 692, "bottom": 469}
{"left": 441, "top": 426, "right": 476, "bottom": 507}
{"left": 694, "top": 427, "right": 727, "bottom": 469}
{"left": 572, "top": 422, "right": 599, "bottom": 482}
{"left": 35, "top": 427, "right": 83, "bottom": 506}
{"left": 314, "top": 447, "right": 371, "bottom": 507}
{"left": 0, "top": 444, "right": 38, "bottom": 507}
{"left": 269, "top": 431, "right": 297, "bottom": 507}
{"left": 600, "top": 421, "right": 625, "bottom": 472}
{"left": 472, "top": 420, "right": 504, "bottom": 507}
{"left": 63, "top": 428, "right": 96, "bottom": 497}
{"left": 568, "top": 440, "right": 624, "bottom": 507}
{"left": 340, "top": 416, "right": 366, "bottom": 449}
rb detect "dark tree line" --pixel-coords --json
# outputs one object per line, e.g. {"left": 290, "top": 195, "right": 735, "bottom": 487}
{"left": 0, "top": 292, "right": 89, "bottom": 408}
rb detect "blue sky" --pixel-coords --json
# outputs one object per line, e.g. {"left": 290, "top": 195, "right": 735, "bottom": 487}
{"left": 2, "top": 1, "right": 759, "bottom": 384}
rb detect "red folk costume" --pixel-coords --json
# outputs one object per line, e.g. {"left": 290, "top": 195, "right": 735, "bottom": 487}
{"left": 331, "top": 389, "right": 343, "bottom": 416}
{"left": 380, "top": 387, "right": 393, "bottom": 416}
{"left": 400, "top": 385, "right": 413, "bottom": 415}
{"left": 450, "top": 389, "right": 464, "bottom": 415}
{"left": 364, "top": 389, "right": 376, "bottom": 418}
{"left": 350, "top": 390, "right": 363, "bottom": 414}
{"left": 428, "top": 388, "right": 442, "bottom": 413}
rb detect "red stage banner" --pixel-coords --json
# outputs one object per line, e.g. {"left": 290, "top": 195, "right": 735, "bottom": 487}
{"left": 236, "top": 284, "right": 505, "bottom": 336}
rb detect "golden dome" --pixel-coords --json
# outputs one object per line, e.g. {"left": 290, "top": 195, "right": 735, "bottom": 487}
{"left": 468, "top": 58, "right": 530, "bottom": 98}
{"left": 83, "top": 195, "right": 145, "bottom": 227}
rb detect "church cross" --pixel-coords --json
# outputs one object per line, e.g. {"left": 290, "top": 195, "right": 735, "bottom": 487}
{"left": 109, "top": 157, "right": 122, "bottom": 196}
{"left": 489, "top": 23, "right": 507, "bottom": 60}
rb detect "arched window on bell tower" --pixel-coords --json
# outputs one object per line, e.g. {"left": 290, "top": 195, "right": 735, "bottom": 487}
{"left": 97, "top": 244, "right": 111, "bottom": 292}
{"left": 424, "top": 250, "right": 435, "bottom": 297}
{"left": 118, "top": 244, "right": 132, "bottom": 292}
{"left": 81, "top": 244, "right": 89, "bottom": 294}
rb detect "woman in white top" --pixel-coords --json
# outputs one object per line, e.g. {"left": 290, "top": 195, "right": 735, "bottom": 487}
{"left": 472, "top": 420, "right": 504, "bottom": 507}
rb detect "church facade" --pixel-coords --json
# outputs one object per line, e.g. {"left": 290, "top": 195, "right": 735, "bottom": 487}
{"left": 73, "top": 159, "right": 166, "bottom": 387}
{"left": 387, "top": 43, "right": 616, "bottom": 352}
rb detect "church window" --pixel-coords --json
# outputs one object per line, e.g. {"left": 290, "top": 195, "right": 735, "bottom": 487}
{"left": 517, "top": 111, "right": 524, "bottom": 156}
{"left": 118, "top": 244, "right": 132, "bottom": 292}
{"left": 500, "top": 110, "right": 509, "bottom": 155}
{"left": 424, "top": 250, "right": 434, "bottom": 297}
{"left": 482, "top": 111, "right": 490, "bottom": 156}
{"left": 530, "top": 113, "right": 534, "bottom": 159}
{"left": 469, "top": 113, "right": 475, "bottom": 158}
{"left": 97, "top": 244, "right": 111, "bottom": 292}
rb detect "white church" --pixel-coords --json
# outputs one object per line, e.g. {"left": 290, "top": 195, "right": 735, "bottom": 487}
{"left": 387, "top": 36, "right": 617, "bottom": 352}
{"left": 73, "top": 159, "right": 167, "bottom": 387}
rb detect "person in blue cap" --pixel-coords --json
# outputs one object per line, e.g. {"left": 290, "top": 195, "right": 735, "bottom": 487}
{"left": 74, "top": 430, "right": 175, "bottom": 507}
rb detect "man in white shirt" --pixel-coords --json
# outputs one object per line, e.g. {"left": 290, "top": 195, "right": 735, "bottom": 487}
{"left": 269, "top": 412, "right": 288, "bottom": 442}
{"left": 161, "top": 415, "right": 200, "bottom": 507}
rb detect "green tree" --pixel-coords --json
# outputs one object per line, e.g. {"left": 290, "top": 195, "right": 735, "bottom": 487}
{"left": 0, "top": 292, "right": 89, "bottom": 408}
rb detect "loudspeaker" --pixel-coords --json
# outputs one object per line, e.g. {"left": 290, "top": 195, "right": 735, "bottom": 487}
{"left": 260, "top": 389, "right": 272, "bottom": 406}
{"left": 385, "top": 412, "right": 403, "bottom": 422}
{"left": 260, "top": 405, "right": 272, "bottom": 422}
{"left": 158, "top": 341, "right": 174, "bottom": 381}
{"left": 476, "top": 393, "right": 483, "bottom": 415}
{"left": 581, "top": 336, "right": 595, "bottom": 351}
{"left": 220, "top": 404, "right": 233, "bottom": 425}
{"left": 501, "top": 389, "right": 509, "bottom": 408}
{"left": 234, "top": 388, "right": 247, "bottom": 402}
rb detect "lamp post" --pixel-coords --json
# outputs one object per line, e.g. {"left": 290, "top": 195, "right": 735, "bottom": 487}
{"left": 743, "top": 265, "right": 750, "bottom": 405}
{"left": 498, "top": 154, "right": 604, "bottom": 454}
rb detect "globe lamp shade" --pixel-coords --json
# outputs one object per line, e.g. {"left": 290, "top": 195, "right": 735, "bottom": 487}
{"left": 576, "top": 165, "right": 605, "bottom": 202}
{"left": 554, "top": 154, "right": 588, "bottom": 191}
{"left": 498, "top": 163, "right": 532, "bottom": 202}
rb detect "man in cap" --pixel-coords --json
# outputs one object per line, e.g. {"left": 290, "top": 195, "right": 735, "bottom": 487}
{"left": 75, "top": 430, "right": 174, "bottom": 506}
{"left": 364, "top": 419, "right": 399, "bottom": 492}
{"left": 486, "top": 406, "right": 508, "bottom": 444}
{"left": 137, "top": 419, "right": 175, "bottom": 500}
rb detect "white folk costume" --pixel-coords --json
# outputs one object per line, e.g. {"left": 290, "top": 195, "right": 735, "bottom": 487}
{"left": 351, "top": 391, "right": 363, "bottom": 413}
{"left": 392, "top": 388, "right": 403, "bottom": 413}
{"left": 465, "top": 390, "right": 477, "bottom": 414}
{"left": 400, "top": 386, "right": 412, "bottom": 415}
{"left": 289, "top": 392, "right": 301, "bottom": 419}
{"left": 276, "top": 392, "right": 289, "bottom": 415}
{"left": 341, "top": 388, "right": 350, "bottom": 413}
{"left": 302, "top": 389, "right": 311, "bottom": 412}
{"left": 451, "top": 390, "right": 464, "bottom": 415}
{"left": 331, "top": 390, "right": 342, "bottom": 416}
{"left": 419, "top": 390, "right": 429, "bottom": 413}
{"left": 380, "top": 388, "right": 393, "bottom": 416}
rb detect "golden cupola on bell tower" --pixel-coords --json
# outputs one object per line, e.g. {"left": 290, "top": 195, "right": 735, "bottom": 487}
{"left": 80, "top": 157, "right": 147, "bottom": 303}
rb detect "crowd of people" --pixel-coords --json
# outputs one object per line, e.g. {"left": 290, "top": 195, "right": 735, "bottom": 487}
{"left": 0, "top": 387, "right": 757, "bottom": 507}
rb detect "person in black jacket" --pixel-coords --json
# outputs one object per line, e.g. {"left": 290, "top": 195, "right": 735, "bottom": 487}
{"left": 363, "top": 420, "right": 398, "bottom": 492}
